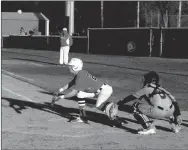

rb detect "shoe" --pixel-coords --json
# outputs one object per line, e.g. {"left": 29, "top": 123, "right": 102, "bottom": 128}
{"left": 138, "top": 127, "right": 156, "bottom": 135}
{"left": 169, "top": 116, "right": 181, "bottom": 133}
{"left": 111, "top": 117, "right": 124, "bottom": 128}
{"left": 70, "top": 117, "right": 89, "bottom": 124}
{"left": 171, "top": 125, "right": 181, "bottom": 133}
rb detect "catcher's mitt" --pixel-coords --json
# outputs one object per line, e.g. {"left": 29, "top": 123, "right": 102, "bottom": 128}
{"left": 105, "top": 102, "right": 119, "bottom": 120}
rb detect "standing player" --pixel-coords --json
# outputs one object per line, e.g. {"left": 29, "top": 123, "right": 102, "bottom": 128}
{"left": 51, "top": 58, "right": 118, "bottom": 123}
{"left": 117, "top": 71, "right": 182, "bottom": 135}
{"left": 59, "top": 28, "right": 73, "bottom": 65}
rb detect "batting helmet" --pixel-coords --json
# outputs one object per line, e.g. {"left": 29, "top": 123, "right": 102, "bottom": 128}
{"left": 68, "top": 58, "right": 83, "bottom": 72}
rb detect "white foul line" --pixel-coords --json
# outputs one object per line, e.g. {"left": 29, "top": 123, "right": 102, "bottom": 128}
{"left": 2, "top": 69, "right": 35, "bottom": 82}
{"left": 2, "top": 87, "right": 35, "bottom": 102}
{"left": 27, "top": 62, "right": 44, "bottom": 67}
{"left": 2, "top": 129, "right": 99, "bottom": 138}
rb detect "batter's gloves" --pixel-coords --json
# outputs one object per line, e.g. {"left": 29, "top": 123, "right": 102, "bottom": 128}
{"left": 50, "top": 94, "right": 61, "bottom": 106}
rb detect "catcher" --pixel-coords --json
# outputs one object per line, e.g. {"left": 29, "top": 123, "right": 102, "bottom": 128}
{"left": 51, "top": 58, "right": 118, "bottom": 123}
{"left": 117, "top": 71, "right": 182, "bottom": 135}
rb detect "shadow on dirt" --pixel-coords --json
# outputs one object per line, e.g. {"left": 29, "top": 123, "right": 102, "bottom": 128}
{"left": 181, "top": 123, "right": 188, "bottom": 128}
{"left": 37, "top": 91, "right": 185, "bottom": 132}
{"left": 2, "top": 96, "right": 138, "bottom": 134}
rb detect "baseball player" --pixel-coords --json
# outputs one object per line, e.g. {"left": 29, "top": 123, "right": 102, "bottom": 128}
{"left": 117, "top": 71, "right": 182, "bottom": 135}
{"left": 59, "top": 28, "right": 73, "bottom": 65}
{"left": 51, "top": 58, "right": 118, "bottom": 123}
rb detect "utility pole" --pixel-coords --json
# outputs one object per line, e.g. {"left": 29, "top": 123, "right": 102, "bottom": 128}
{"left": 101, "top": 1, "right": 104, "bottom": 28}
{"left": 178, "top": 1, "right": 182, "bottom": 28}
{"left": 65, "top": 1, "right": 74, "bottom": 35}
{"left": 137, "top": 1, "right": 140, "bottom": 28}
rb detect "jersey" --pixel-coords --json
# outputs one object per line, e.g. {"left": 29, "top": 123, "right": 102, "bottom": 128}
{"left": 132, "top": 83, "right": 173, "bottom": 109}
{"left": 60, "top": 33, "right": 73, "bottom": 47}
{"left": 71, "top": 70, "right": 104, "bottom": 93}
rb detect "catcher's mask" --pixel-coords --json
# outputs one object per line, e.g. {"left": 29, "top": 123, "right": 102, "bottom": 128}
{"left": 143, "top": 71, "right": 159, "bottom": 86}
{"left": 68, "top": 58, "right": 83, "bottom": 73}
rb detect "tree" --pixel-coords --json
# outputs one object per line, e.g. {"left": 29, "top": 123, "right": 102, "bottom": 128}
{"left": 155, "top": 1, "right": 170, "bottom": 27}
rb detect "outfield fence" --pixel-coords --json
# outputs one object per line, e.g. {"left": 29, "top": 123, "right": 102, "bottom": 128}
{"left": 2, "top": 35, "right": 87, "bottom": 53}
{"left": 2, "top": 28, "right": 188, "bottom": 58}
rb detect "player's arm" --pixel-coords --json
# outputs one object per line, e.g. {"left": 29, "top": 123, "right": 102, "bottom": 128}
{"left": 171, "top": 97, "right": 182, "bottom": 125}
{"left": 51, "top": 89, "right": 78, "bottom": 105}
{"left": 61, "top": 89, "right": 78, "bottom": 99}
{"left": 161, "top": 87, "right": 182, "bottom": 124}
{"left": 55, "top": 76, "right": 76, "bottom": 95}
{"left": 117, "top": 88, "right": 146, "bottom": 106}
{"left": 117, "top": 95, "right": 137, "bottom": 106}
{"left": 160, "top": 87, "right": 181, "bottom": 116}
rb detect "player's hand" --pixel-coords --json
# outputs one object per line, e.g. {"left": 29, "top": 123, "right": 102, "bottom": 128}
{"left": 50, "top": 99, "right": 55, "bottom": 107}
{"left": 174, "top": 115, "right": 182, "bottom": 125}
{"left": 53, "top": 92, "right": 59, "bottom": 97}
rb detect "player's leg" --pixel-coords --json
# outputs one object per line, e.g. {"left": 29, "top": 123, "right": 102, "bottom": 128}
{"left": 95, "top": 84, "right": 113, "bottom": 110}
{"left": 95, "top": 84, "right": 119, "bottom": 121}
{"left": 70, "top": 91, "right": 96, "bottom": 123}
{"left": 63, "top": 46, "right": 70, "bottom": 65}
{"left": 133, "top": 102, "right": 156, "bottom": 135}
{"left": 71, "top": 98, "right": 88, "bottom": 123}
{"left": 59, "top": 47, "right": 64, "bottom": 65}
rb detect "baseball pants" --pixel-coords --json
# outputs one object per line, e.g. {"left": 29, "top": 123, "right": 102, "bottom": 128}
{"left": 138, "top": 103, "right": 175, "bottom": 119}
{"left": 59, "top": 46, "right": 70, "bottom": 65}
{"left": 76, "top": 84, "right": 113, "bottom": 110}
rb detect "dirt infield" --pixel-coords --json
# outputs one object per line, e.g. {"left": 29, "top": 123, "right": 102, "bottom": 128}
{"left": 2, "top": 74, "right": 188, "bottom": 149}
{"left": 2, "top": 48, "right": 188, "bottom": 149}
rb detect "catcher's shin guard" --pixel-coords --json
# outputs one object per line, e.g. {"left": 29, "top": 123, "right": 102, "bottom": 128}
{"left": 133, "top": 102, "right": 153, "bottom": 129}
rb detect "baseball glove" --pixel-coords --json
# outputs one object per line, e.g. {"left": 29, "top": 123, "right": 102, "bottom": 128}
{"left": 105, "top": 102, "right": 119, "bottom": 120}
{"left": 50, "top": 93, "right": 61, "bottom": 106}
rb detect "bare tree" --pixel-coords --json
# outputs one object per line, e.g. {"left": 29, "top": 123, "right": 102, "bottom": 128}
{"left": 155, "top": 1, "right": 170, "bottom": 27}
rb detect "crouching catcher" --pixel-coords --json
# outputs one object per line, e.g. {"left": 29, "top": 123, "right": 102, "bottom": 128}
{"left": 117, "top": 71, "right": 182, "bottom": 135}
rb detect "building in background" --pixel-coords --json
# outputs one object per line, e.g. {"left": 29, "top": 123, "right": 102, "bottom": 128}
{"left": 2, "top": 1, "right": 188, "bottom": 36}
{"left": 2, "top": 12, "right": 49, "bottom": 36}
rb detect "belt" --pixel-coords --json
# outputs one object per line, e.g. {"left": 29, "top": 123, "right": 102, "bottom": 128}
{"left": 157, "top": 104, "right": 173, "bottom": 110}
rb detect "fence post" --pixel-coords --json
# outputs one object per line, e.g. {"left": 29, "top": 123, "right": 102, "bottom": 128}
{"left": 149, "top": 28, "right": 152, "bottom": 57}
{"left": 178, "top": 1, "right": 182, "bottom": 28}
{"left": 137, "top": 1, "right": 140, "bottom": 28}
{"left": 159, "top": 28, "right": 163, "bottom": 57}
{"left": 87, "top": 28, "right": 90, "bottom": 54}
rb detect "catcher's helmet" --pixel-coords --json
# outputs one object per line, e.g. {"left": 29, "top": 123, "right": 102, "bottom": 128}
{"left": 143, "top": 71, "right": 159, "bottom": 85}
{"left": 68, "top": 58, "right": 83, "bottom": 72}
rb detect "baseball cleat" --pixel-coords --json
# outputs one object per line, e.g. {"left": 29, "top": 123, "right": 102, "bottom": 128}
{"left": 171, "top": 125, "right": 181, "bottom": 133}
{"left": 138, "top": 127, "right": 156, "bottom": 135}
{"left": 70, "top": 117, "right": 89, "bottom": 124}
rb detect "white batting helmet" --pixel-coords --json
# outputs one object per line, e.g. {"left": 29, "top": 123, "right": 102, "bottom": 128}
{"left": 68, "top": 58, "right": 83, "bottom": 72}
